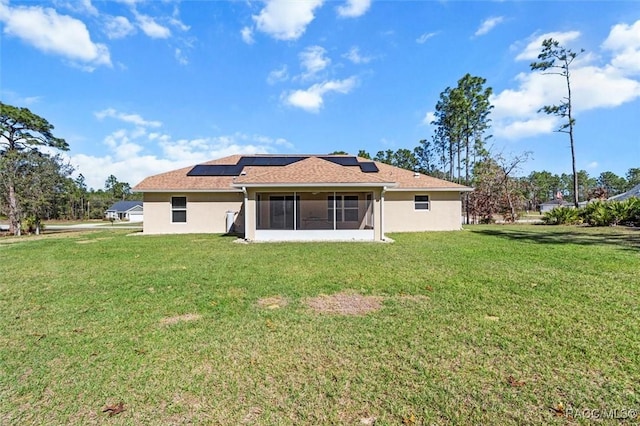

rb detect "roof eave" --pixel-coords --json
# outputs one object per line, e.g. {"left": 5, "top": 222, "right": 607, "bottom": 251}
{"left": 132, "top": 188, "right": 242, "bottom": 193}
{"left": 231, "top": 182, "right": 398, "bottom": 188}
{"left": 388, "top": 187, "right": 474, "bottom": 192}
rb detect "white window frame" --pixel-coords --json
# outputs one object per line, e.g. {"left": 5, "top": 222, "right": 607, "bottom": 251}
{"left": 171, "top": 196, "right": 187, "bottom": 223}
{"left": 328, "top": 194, "right": 359, "bottom": 222}
{"left": 414, "top": 194, "right": 430, "bottom": 211}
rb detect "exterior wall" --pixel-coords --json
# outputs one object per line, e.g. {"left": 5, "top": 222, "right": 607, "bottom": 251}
{"left": 142, "top": 192, "right": 243, "bottom": 234}
{"left": 141, "top": 188, "right": 462, "bottom": 236}
{"left": 383, "top": 191, "right": 463, "bottom": 232}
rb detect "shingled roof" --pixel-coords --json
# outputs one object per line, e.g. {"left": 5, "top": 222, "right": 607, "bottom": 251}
{"left": 133, "top": 154, "right": 472, "bottom": 192}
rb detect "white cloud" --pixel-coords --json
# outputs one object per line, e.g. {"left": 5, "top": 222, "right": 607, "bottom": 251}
{"left": 299, "top": 45, "right": 330, "bottom": 79}
{"left": 336, "top": 0, "right": 371, "bottom": 18}
{"left": 602, "top": 20, "right": 640, "bottom": 75}
{"left": 253, "top": 0, "right": 323, "bottom": 41}
{"left": 602, "top": 21, "right": 640, "bottom": 51}
{"left": 241, "top": 26, "right": 255, "bottom": 44}
{"left": 175, "top": 48, "right": 188, "bottom": 65}
{"left": 474, "top": 16, "right": 504, "bottom": 37}
{"left": 493, "top": 116, "right": 558, "bottom": 140}
{"left": 104, "top": 15, "right": 136, "bottom": 39}
{"left": 492, "top": 24, "right": 640, "bottom": 140}
{"left": 343, "top": 46, "right": 373, "bottom": 64}
{"left": 95, "top": 108, "right": 162, "bottom": 128}
{"left": 67, "top": 130, "right": 290, "bottom": 190}
{"left": 61, "top": 0, "right": 98, "bottom": 16}
{"left": 267, "top": 65, "right": 289, "bottom": 85}
{"left": 421, "top": 111, "right": 435, "bottom": 126}
{"left": 168, "top": 17, "right": 190, "bottom": 32}
{"left": 515, "top": 31, "right": 581, "bottom": 61}
{"left": 283, "top": 77, "right": 358, "bottom": 113}
{"left": 587, "top": 161, "right": 599, "bottom": 169}
{"left": 135, "top": 13, "right": 171, "bottom": 39}
{"left": 416, "top": 32, "right": 437, "bottom": 44}
{"left": 0, "top": 3, "right": 111, "bottom": 69}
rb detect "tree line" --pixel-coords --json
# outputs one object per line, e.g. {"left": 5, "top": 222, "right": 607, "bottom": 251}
{"left": 2, "top": 38, "right": 637, "bottom": 232}
{"left": 0, "top": 102, "right": 138, "bottom": 235}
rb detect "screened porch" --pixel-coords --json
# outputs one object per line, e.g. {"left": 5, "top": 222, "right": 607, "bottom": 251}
{"left": 254, "top": 191, "right": 375, "bottom": 240}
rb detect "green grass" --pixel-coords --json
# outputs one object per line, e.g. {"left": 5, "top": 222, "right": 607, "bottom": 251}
{"left": 1, "top": 226, "right": 638, "bottom": 425}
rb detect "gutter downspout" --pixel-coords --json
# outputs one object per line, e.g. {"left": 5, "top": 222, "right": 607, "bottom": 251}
{"left": 381, "top": 187, "right": 387, "bottom": 241}
{"left": 242, "top": 187, "right": 248, "bottom": 241}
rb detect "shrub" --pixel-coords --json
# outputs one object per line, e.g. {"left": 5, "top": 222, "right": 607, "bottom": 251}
{"left": 542, "top": 207, "right": 582, "bottom": 225}
{"left": 620, "top": 197, "right": 640, "bottom": 226}
{"left": 580, "top": 198, "right": 640, "bottom": 227}
{"left": 21, "top": 216, "right": 45, "bottom": 234}
{"left": 581, "top": 200, "right": 612, "bottom": 226}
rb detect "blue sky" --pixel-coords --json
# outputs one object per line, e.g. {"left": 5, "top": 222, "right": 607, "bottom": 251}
{"left": 1, "top": 0, "right": 639, "bottom": 190}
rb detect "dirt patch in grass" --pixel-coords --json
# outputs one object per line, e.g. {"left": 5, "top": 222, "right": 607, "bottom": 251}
{"left": 305, "top": 292, "right": 383, "bottom": 315}
{"left": 257, "top": 296, "right": 288, "bottom": 310}
{"left": 160, "top": 313, "right": 201, "bottom": 326}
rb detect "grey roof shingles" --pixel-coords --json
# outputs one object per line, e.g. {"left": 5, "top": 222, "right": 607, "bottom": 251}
{"left": 106, "top": 200, "right": 143, "bottom": 212}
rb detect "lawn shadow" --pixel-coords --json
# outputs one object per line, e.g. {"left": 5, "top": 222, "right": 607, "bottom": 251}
{"left": 469, "top": 225, "right": 640, "bottom": 252}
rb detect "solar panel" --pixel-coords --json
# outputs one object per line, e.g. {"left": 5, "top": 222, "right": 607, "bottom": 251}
{"left": 187, "top": 165, "right": 242, "bottom": 176}
{"left": 359, "top": 162, "right": 379, "bottom": 173}
{"left": 187, "top": 156, "right": 380, "bottom": 177}
{"left": 320, "top": 156, "right": 360, "bottom": 166}
{"left": 238, "top": 156, "right": 307, "bottom": 167}
{"left": 187, "top": 156, "right": 308, "bottom": 176}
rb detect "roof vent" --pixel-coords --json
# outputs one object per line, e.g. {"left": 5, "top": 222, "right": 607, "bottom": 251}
{"left": 240, "top": 171, "right": 247, "bottom": 176}
{"left": 413, "top": 172, "right": 420, "bottom": 178}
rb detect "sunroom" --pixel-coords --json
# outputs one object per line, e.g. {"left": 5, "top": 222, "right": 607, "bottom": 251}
{"left": 244, "top": 189, "right": 385, "bottom": 241}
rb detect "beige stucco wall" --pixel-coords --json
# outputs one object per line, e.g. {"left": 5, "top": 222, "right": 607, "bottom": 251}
{"left": 383, "top": 191, "right": 463, "bottom": 232}
{"left": 142, "top": 192, "right": 244, "bottom": 234}
{"left": 142, "top": 189, "right": 461, "bottom": 237}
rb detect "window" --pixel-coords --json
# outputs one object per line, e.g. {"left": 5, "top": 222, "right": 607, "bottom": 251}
{"left": 171, "top": 196, "right": 187, "bottom": 223}
{"left": 414, "top": 195, "right": 430, "bottom": 210}
{"left": 328, "top": 195, "right": 359, "bottom": 221}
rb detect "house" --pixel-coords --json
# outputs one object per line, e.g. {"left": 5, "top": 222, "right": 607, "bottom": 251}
{"left": 105, "top": 200, "right": 144, "bottom": 222}
{"left": 133, "top": 154, "right": 472, "bottom": 241}
{"left": 539, "top": 198, "right": 572, "bottom": 213}
{"left": 608, "top": 183, "right": 640, "bottom": 202}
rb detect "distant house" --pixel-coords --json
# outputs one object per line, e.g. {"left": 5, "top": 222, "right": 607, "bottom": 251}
{"left": 133, "top": 154, "right": 472, "bottom": 241}
{"left": 105, "top": 201, "right": 144, "bottom": 222}
{"left": 608, "top": 183, "right": 640, "bottom": 202}
{"left": 539, "top": 198, "right": 572, "bottom": 213}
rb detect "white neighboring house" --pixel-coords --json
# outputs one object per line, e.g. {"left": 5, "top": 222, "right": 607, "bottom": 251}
{"left": 105, "top": 201, "right": 144, "bottom": 222}
{"left": 539, "top": 198, "right": 572, "bottom": 213}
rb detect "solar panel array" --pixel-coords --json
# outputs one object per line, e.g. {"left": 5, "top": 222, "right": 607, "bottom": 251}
{"left": 187, "top": 156, "right": 379, "bottom": 176}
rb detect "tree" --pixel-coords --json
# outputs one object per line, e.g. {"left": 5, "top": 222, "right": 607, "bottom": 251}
{"left": 392, "top": 148, "right": 418, "bottom": 171}
{"left": 431, "top": 74, "right": 493, "bottom": 185}
{"left": 530, "top": 39, "right": 584, "bottom": 207}
{"left": 374, "top": 149, "right": 395, "bottom": 165}
{"left": 414, "top": 139, "right": 436, "bottom": 175}
{"left": 0, "top": 102, "right": 68, "bottom": 235}
{"left": 527, "top": 170, "right": 561, "bottom": 208}
{"left": 328, "top": 150, "right": 349, "bottom": 155}
{"left": 357, "top": 150, "right": 371, "bottom": 159}
{"left": 469, "top": 152, "right": 530, "bottom": 223}
{"left": 597, "top": 171, "right": 627, "bottom": 196}
{"left": 0, "top": 151, "right": 72, "bottom": 234}
{"left": 104, "top": 174, "right": 132, "bottom": 201}
{"left": 625, "top": 168, "right": 640, "bottom": 190}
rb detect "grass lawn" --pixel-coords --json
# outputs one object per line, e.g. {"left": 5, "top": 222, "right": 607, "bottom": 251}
{"left": 1, "top": 226, "right": 638, "bottom": 425}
